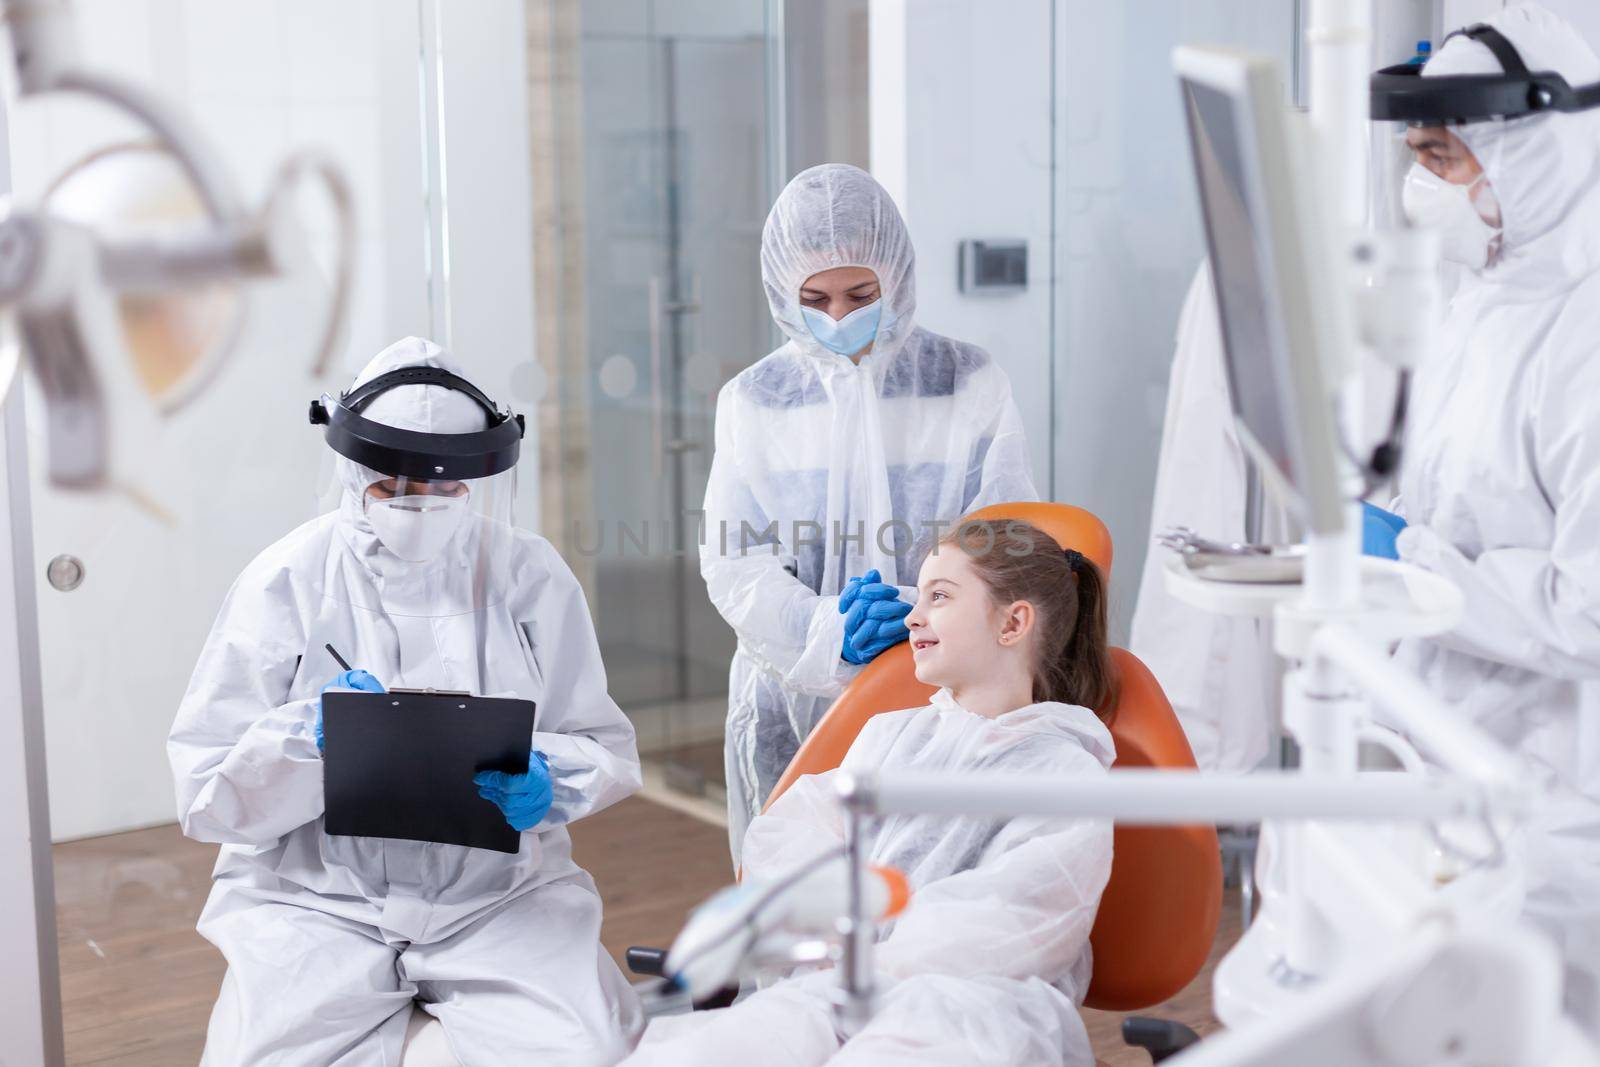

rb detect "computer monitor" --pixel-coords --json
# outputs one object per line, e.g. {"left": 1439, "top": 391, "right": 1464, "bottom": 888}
{"left": 1173, "top": 46, "right": 1345, "bottom": 536}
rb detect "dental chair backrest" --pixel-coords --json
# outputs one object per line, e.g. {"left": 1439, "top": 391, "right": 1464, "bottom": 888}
{"left": 762, "top": 502, "right": 1223, "bottom": 1011}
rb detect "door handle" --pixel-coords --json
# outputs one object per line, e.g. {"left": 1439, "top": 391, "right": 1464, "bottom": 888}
{"left": 648, "top": 275, "right": 664, "bottom": 487}
{"left": 46, "top": 554, "right": 85, "bottom": 591}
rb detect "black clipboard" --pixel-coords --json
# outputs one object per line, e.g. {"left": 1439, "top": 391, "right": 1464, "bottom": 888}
{"left": 321, "top": 690, "right": 537, "bottom": 854}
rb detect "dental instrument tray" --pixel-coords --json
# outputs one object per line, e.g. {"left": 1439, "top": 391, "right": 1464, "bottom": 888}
{"left": 1156, "top": 526, "right": 1306, "bottom": 584}
{"left": 1176, "top": 544, "right": 1305, "bottom": 584}
{"left": 321, "top": 690, "right": 537, "bottom": 853}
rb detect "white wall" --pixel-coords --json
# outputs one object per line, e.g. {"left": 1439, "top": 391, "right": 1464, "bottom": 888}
{"left": 871, "top": 0, "right": 1056, "bottom": 493}
{"left": 8, "top": 0, "right": 536, "bottom": 840}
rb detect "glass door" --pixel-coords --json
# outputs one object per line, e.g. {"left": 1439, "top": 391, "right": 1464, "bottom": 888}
{"left": 540, "top": 1, "right": 776, "bottom": 805}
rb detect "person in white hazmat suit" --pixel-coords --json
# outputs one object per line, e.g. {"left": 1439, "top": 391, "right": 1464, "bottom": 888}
{"left": 168, "top": 337, "right": 642, "bottom": 1065}
{"left": 701, "top": 163, "right": 1038, "bottom": 864}
{"left": 627, "top": 520, "right": 1114, "bottom": 1066}
{"left": 1367, "top": 3, "right": 1600, "bottom": 1035}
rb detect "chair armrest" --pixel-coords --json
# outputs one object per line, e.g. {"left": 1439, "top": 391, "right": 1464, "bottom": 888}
{"left": 1121, "top": 1017, "right": 1201, "bottom": 1063}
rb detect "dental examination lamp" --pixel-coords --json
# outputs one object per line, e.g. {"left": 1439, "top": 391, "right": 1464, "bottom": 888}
{"left": 0, "top": 0, "right": 354, "bottom": 489}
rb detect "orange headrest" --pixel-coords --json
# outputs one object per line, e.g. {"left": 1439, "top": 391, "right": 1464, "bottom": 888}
{"left": 961, "top": 501, "right": 1114, "bottom": 578}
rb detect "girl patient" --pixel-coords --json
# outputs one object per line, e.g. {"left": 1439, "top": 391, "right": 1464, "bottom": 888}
{"left": 624, "top": 519, "right": 1117, "bottom": 1067}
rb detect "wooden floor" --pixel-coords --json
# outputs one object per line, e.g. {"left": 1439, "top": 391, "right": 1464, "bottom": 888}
{"left": 53, "top": 799, "right": 1238, "bottom": 1065}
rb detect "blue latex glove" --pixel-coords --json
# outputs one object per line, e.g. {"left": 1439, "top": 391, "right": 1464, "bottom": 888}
{"left": 840, "top": 570, "right": 912, "bottom": 666}
{"left": 839, "top": 569, "right": 900, "bottom": 614}
{"left": 316, "top": 669, "right": 385, "bottom": 753}
{"left": 1362, "top": 502, "right": 1408, "bottom": 561}
{"left": 474, "top": 752, "right": 554, "bottom": 832}
{"left": 842, "top": 599, "right": 913, "bottom": 664}
{"left": 844, "top": 628, "right": 910, "bottom": 665}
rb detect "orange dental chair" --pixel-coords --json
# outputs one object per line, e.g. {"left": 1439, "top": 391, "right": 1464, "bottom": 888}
{"left": 630, "top": 503, "right": 1223, "bottom": 1061}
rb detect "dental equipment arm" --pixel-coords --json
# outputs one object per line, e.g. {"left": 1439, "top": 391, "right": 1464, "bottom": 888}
{"left": 0, "top": 0, "right": 355, "bottom": 487}
{"left": 1168, "top": 925, "right": 1596, "bottom": 1067}
{"left": 866, "top": 768, "right": 1523, "bottom": 825}
{"left": 662, "top": 848, "right": 909, "bottom": 1001}
{"left": 1309, "top": 624, "right": 1527, "bottom": 786}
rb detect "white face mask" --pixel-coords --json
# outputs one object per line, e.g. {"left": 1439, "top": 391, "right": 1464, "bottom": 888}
{"left": 1401, "top": 163, "right": 1503, "bottom": 270}
{"left": 366, "top": 494, "right": 469, "bottom": 562}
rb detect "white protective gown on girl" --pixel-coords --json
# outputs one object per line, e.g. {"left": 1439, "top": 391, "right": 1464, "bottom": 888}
{"left": 1392, "top": 7, "right": 1600, "bottom": 1034}
{"left": 168, "top": 339, "right": 643, "bottom": 1066}
{"left": 702, "top": 164, "right": 1038, "bottom": 863}
{"left": 624, "top": 690, "right": 1115, "bottom": 1067}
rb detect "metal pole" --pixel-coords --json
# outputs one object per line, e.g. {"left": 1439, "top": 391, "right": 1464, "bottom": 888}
{"left": 0, "top": 364, "right": 64, "bottom": 1066}
{"left": 867, "top": 769, "right": 1514, "bottom": 824}
{"left": 0, "top": 59, "right": 64, "bottom": 1062}
{"left": 834, "top": 772, "right": 876, "bottom": 1034}
{"left": 1312, "top": 624, "right": 1525, "bottom": 786}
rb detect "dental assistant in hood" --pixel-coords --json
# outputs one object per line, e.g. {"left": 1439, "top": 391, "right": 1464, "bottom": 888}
{"left": 700, "top": 163, "right": 1038, "bottom": 864}
{"left": 168, "top": 337, "right": 642, "bottom": 1066}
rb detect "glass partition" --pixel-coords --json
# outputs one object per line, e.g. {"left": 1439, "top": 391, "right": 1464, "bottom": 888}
{"left": 527, "top": 0, "right": 785, "bottom": 806}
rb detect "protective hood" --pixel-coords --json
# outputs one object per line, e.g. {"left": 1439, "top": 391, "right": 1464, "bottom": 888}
{"left": 1424, "top": 5, "right": 1600, "bottom": 289}
{"left": 321, "top": 337, "right": 526, "bottom": 617}
{"left": 760, "top": 164, "right": 917, "bottom": 359}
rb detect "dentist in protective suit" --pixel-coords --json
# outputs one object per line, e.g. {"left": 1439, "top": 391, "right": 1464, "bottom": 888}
{"left": 1370, "top": 4, "right": 1600, "bottom": 1036}
{"left": 170, "top": 337, "right": 642, "bottom": 1065}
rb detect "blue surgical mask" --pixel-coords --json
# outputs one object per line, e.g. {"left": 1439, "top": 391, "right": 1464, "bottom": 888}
{"left": 802, "top": 300, "right": 885, "bottom": 356}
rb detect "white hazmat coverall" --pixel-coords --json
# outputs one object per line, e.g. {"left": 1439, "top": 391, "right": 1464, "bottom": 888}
{"left": 169, "top": 338, "right": 643, "bottom": 1066}
{"left": 702, "top": 164, "right": 1038, "bottom": 864}
{"left": 1392, "top": 6, "right": 1600, "bottom": 1035}
{"left": 624, "top": 690, "right": 1114, "bottom": 1067}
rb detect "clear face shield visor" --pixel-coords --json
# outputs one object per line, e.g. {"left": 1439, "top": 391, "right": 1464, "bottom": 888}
{"left": 1369, "top": 20, "right": 1600, "bottom": 264}
{"left": 309, "top": 367, "right": 527, "bottom": 617}
{"left": 1374, "top": 120, "right": 1506, "bottom": 270}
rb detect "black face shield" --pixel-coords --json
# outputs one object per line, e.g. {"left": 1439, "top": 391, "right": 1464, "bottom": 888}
{"left": 1371, "top": 22, "right": 1600, "bottom": 127}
